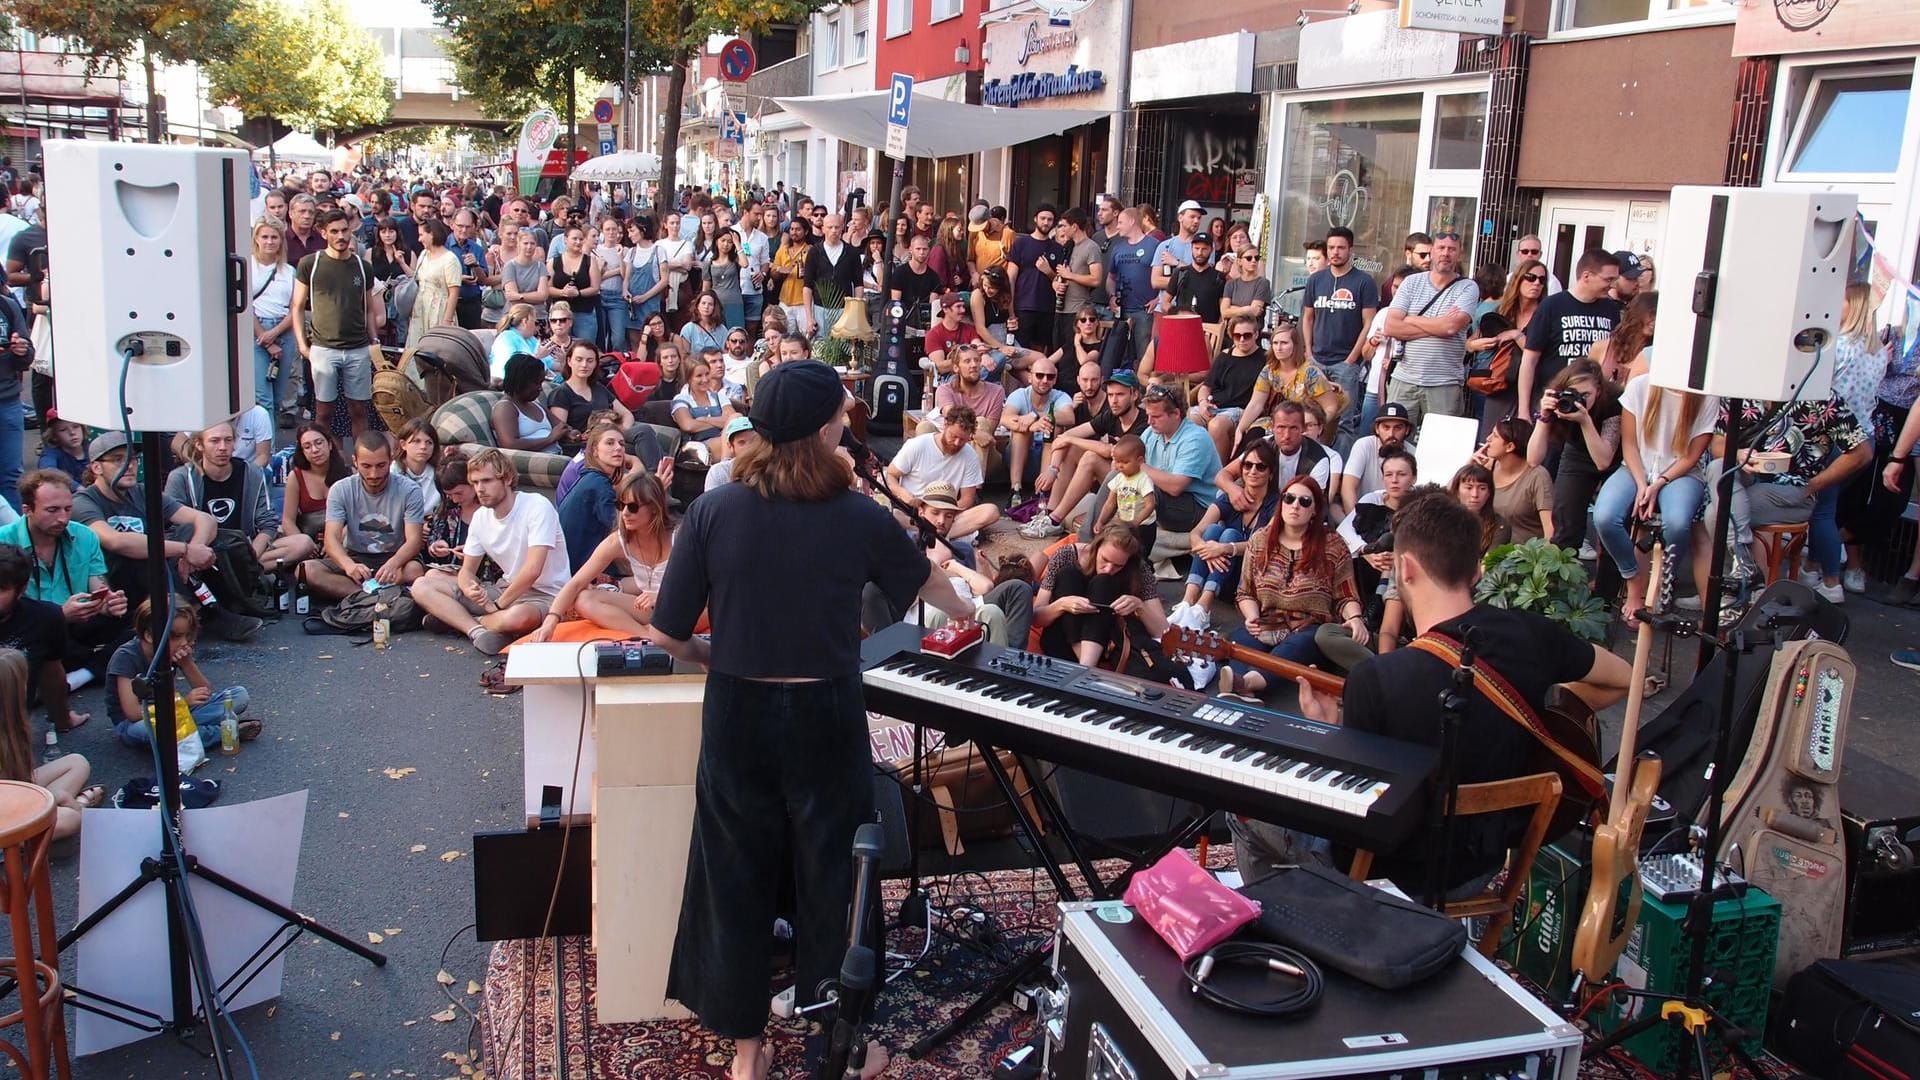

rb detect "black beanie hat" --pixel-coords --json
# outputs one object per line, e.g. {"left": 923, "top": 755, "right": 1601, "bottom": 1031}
{"left": 750, "top": 361, "right": 844, "bottom": 444}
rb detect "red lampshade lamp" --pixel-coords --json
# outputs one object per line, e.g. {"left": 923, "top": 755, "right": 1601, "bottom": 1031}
{"left": 1154, "top": 313, "right": 1212, "bottom": 377}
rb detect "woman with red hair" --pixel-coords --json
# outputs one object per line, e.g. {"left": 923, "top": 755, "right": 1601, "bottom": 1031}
{"left": 1218, "top": 475, "right": 1367, "bottom": 702}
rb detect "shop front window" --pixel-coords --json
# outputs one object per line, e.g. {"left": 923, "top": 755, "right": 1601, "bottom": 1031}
{"left": 1427, "top": 196, "right": 1479, "bottom": 268}
{"left": 1277, "top": 94, "right": 1422, "bottom": 291}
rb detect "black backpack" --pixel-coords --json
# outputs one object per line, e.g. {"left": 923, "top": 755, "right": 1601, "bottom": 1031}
{"left": 205, "top": 530, "right": 279, "bottom": 617}
{"left": 304, "top": 585, "right": 423, "bottom": 636}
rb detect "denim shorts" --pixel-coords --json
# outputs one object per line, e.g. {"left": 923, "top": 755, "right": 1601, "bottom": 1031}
{"left": 309, "top": 344, "right": 373, "bottom": 402}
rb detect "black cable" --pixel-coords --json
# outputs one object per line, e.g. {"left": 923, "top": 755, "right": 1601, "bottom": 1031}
{"left": 1182, "top": 941, "right": 1324, "bottom": 1018}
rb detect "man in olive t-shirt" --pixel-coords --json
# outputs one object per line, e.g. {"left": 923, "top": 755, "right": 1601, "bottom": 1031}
{"left": 290, "top": 209, "right": 381, "bottom": 437}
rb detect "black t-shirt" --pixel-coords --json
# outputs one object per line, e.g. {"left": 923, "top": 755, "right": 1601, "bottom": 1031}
{"left": 1303, "top": 266, "right": 1381, "bottom": 364}
{"left": 652, "top": 484, "right": 931, "bottom": 678}
{"left": 1088, "top": 406, "right": 1148, "bottom": 443}
{"left": 547, "top": 380, "right": 615, "bottom": 433}
{"left": 1206, "top": 351, "right": 1265, "bottom": 411}
{"left": 804, "top": 243, "right": 863, "bottom": 307}
{"left": 199, "top": 470, "right": 247, "bottom": 529}
{"left": 1551, "top": 392, "right": 1622, "bottom": 478}
{"left": 1341, "top": 605, "right": 1596, "bottom": 890}
{"left": 1174, "top": 267, "right": 1228, "bottom": 323}
{"left": 1524, "top": 291, "right": 1620, "bottom": 392}
{"left": 0, "top": 596, "right": 66, "bottom": 671}
{"left": 891, "top": 264, "right": 941, "bottom": 322}
{"left": 7, "top": 225, "right": 47, "bottom": 302}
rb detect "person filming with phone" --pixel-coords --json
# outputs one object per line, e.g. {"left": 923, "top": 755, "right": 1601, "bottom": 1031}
{"left": 1031, "top": 523, "right": 1171, "bottom": 667}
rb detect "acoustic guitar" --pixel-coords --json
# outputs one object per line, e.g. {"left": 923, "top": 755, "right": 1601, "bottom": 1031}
{"left": 1570, "top": 542, "right": 1666, "bottom": 984}
{"left": 1164, "top": 625, "right": 1605, "bottom": 839}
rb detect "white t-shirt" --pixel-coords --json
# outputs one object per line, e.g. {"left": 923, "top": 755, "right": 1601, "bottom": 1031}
{"left": 1365, "top": 307, "right": 1393, "bottom": 397}
{"left": 466, "top": 492, "right": 572, "bottom": 598}
{"left": 1342, "top": 433, "right": 1417, "bottom": 497}
{"left": 1621, "top": 374, "right": 1718, "bottom": 480}
{"left": 250, "top": 258, "right": 296, "bottom": 325}
{"left": 891, "top": 432, "right": 984, "bottom": 496}
{"left": 233, "top": 406, "right": 275, "bottom": 465}
{"left": 1338, "top": 490, "right": 1389, "bottom": 553}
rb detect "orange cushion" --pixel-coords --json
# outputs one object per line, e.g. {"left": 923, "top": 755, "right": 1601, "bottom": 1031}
{"left": 502, "top": 611, "right": 709, "bottom": 652}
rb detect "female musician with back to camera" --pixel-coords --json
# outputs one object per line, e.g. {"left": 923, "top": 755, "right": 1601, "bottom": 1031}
{"left": 650, "top": 361, "right": 973, "bottom": 1080}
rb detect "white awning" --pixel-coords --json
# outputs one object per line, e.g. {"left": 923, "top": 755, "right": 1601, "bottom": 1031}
{"left": 772, "top": 90, "right": 1109, "bottom": 159}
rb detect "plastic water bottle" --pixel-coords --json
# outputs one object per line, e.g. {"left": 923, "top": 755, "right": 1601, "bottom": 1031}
{"left": 219, "top": 701, "right": 239, "bottom": 756}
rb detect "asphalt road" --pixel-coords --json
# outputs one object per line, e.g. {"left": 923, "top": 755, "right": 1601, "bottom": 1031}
{"left": 41, "top": 584, "right": 1920, "bottom": 1079}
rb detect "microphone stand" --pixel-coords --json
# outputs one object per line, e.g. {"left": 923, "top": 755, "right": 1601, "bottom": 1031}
{"left": 817, "top": 823, "right": 885, "bottom": 1080}
{"left": 1425, "top": 626, "right": 1477, "bottom": 911}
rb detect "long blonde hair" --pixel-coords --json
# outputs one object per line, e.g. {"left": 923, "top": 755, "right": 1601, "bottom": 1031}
{"left": 1840, "top": 282, "right": 1876, "bottom": 346}
{"left": 496, "top": 302, "right": 535, "bottom": 332}
{"left": 0, "top": 650, "right": 34, "bottom": 785}
{"left": 1641, "top": 383, "right": 1705, "bottom": 460}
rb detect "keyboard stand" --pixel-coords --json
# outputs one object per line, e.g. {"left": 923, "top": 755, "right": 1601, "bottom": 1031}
{"left": 906, "top": 741, "right": 1220, "bottom": 1059}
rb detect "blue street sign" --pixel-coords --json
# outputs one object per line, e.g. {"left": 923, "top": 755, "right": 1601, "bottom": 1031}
{"left": 888, "top": 73, "right": 914, "bottom": 128}
{"left": 599, "top": 138, "right": 617, "bottom": 156}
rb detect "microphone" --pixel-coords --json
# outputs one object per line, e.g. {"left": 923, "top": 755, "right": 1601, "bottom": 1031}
{"left": 847, "top": 822, "right": 884, "bottom": 955}
{"left": 817, "top": 824, "right": 886, "bottom": 1080}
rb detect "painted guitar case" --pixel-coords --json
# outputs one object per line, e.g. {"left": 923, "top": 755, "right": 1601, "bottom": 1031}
{"left": 1713, "top": 638, "right": 1855, "bottom": 987}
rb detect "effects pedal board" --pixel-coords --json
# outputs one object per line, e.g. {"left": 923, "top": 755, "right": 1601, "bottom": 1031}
{"left": 1640, "top": 851, "right": 1749, "bottom": 903}
{"left": 594, "top": 639, "right": 673, "bottom": 677}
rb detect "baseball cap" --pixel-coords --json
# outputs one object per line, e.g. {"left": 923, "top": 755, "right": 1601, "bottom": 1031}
{"left": 920, "top": 482, "right": 962, "bottom": 511}
{"left": 938, "top": 292, "right": 966, "bottom": 310}
{"left": 1176, "top": 199, "right": 1204, "bottom": 215}
{"left": 89, "top": 431, "right": 131, "bottom": 459}
{"left": 1104, "top": 370, "right": 1140, "bottom": 389}
{"left": 723, "top": 416, "right": 754, "bottom": 441}
{"left": 1613, "top": 251, "right": 1645, "bottom": 280}
{"left": 967, "top": 205, "right": 989, "bottom": 225}
{"left": 1375, "top": 402, "right": 1413, "bottom": 428}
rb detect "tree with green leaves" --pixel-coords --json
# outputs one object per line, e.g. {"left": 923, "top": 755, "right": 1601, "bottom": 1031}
{"left": 203, "top": 0, "right": 391, "bottom": 143}
{"left": 10, "top": 0, "right": 245, "bottom": 140}
{"left": 432, "top": 0, "right": 828, "bottom": 197}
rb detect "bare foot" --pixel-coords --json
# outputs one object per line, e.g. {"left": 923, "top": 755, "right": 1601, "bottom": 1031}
{"left": 860, "top": 1042, "right": 890, "bottom": 1079}
{"left": 75, "top": 785, "right": 106, "bottom": 809}
{"left": 59, "top": 710, "right": 90, "bottom": 733}
{"left": 727, "top": 1041, "right": 771, "bottom": 1080}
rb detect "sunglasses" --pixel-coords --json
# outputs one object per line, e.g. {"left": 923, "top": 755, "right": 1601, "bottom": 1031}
{"left": 1432, "top": 232, "right": 1461, "bottom": 243}
{"left": 1518, "top": 248, "right": 1541, "bottom": 256}
{"left": 1231, "top": 331, "right": 1256, "bottom": 340}
{"left": 616, "top": 500, "right": 647, "bottom": 514}
{"left": 1077, "top": 315, "right": 1099, "bottom": 323}
{"left": 1143, "top": 385, "right": 1180, "bottom": 402}
{"left": 1031, "top": 371, "right": 1058, "bottom": 379}
{"left": 1280, "top": 492, "right": 1316, "bottom": 507}
{"left": 552, "top": 317, "right": 572, "bottom": 323}
{"left": 1241, "top": 459, "right": 1271, "bottom": 471}
{"left": 1523, "top": 273, "right": 1546, "bottom": 283}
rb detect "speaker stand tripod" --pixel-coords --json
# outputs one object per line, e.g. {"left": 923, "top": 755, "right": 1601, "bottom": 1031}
{"left": 48, "top": 430, "right": 383, "bottom": 1069}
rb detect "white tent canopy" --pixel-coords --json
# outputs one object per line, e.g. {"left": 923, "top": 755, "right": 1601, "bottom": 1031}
{"left": 773, "top": 91, "right": 1109, "bottom": 160}
{"left": 572, "top": 150, "right": 661, "bottom": 182}
{"left": 254, "top": 131, "right": 333, "bottom": 163}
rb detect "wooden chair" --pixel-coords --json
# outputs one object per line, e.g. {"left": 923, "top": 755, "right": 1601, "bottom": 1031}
{"left": 1753, "top": 521, "right": 1809, "bottom": 585}
{"left": 1348, "top": 771, "right": 1563, "bottom": 959}
{"left": 0, "top": 781, "right": 71, "bottom": 1079}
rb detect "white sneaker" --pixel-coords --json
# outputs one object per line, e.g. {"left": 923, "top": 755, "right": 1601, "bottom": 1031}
{"left": 1798, "top": 567, "right": 1823, "bottom": 588}
{"left": 1187, "top": 603, "right": 1212, "bottom": 631}
{"left": 1168, "top": 601, "right": 1192, "bottom": 628}
{"left": 1578, "top": 541, "right": 1598, "bottom": 561}
{"left": 1019, "top": 514, "right": 1065, "bottom": 539}
{"left": 1186, "top": 658, "right": 1218, "bottom": 690}
{"left": 1675, "top": 593, "right": 1703, "bottom": 611}
{"left": 1815, "top": 581, "right": 1845, "bottom": 604}
{"left": 1843, "top": 567, "right": 1867, "bottom": 594}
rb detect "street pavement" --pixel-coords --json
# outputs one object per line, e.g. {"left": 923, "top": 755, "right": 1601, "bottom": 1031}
{"left": 41, "top": 586, "right": 1920, "bottom": 1079}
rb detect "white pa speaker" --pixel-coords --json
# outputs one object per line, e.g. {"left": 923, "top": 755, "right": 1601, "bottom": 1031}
{"left": 1650, "top": 186, "right": 1853, "bottom": 404}
{"left": 43, "top": 140, "right": 252, "bottom": 433}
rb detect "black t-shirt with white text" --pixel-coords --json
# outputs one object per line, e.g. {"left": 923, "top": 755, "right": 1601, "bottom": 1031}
{"left": 1303, "top": 267, "right": 1382, "bottom": 364}
{"left": 1524, "top": 291, "right": 1620, "bottom": 392}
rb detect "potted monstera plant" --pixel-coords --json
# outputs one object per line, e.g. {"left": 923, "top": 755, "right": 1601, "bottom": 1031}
{"left": 1474, "top": 537, "right": 1610, "bottom": 643}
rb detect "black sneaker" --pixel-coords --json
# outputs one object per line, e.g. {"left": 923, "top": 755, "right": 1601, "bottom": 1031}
{"left": 205, "top": 606, "right": 264, "bottom": 642}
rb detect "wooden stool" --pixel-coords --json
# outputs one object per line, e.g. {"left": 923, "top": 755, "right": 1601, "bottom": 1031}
{"left": 0, "top": 780, "right": 70, "bottom": 1079}
{"left": 1754, "top": 521, "right": 1809, "bottom": 585}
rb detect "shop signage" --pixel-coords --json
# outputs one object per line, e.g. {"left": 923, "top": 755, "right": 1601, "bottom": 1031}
{"left": 1398, "top": 0, "right": 1502, "bottom": 37}
{"left": 982, "top": 66, "right": 1107, "bottom": 108}
{"left": 1018, "top": 21, "right": 1079, "bottom": 65}
{"left": 1734, "top": 0, "right": 1920, "bottom": 57}
{"left": 1132, "top": 32, "right": 1254, "bottom": 104}
{"left": 1297, "top": 9, "right": 1458, "bottom": 91}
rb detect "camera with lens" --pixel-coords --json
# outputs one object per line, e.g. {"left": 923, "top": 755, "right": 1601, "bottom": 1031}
{"left": 1554, "top": 388, "right": 1587, "bottom": 415}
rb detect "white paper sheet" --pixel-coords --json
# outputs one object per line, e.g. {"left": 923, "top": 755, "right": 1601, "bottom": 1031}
{"left": 74, "top": 790, "right": 309, "bottom": 1055}
{"left": 1413, "top": 413, "right": 1481, "bottom": 494}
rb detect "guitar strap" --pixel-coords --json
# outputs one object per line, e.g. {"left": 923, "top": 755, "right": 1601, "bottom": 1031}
{"left": 1407, "top": 632, "right": 1608, "bottom": 803}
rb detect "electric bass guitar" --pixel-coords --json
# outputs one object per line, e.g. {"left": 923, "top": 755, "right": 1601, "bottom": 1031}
{"left": 1571, "top": 541, "right": 1666, "bottom": 984}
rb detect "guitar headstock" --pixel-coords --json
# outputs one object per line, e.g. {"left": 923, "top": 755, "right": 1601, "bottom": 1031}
{"left": 1160, "top": 625, "right": 1232, "bottom": 664}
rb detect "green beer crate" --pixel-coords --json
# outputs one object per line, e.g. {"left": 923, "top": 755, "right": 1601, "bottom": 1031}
{"left": 1593, "top": 885, "right": 1781, "bottom": 1075}
{"left": 1500, "top": 843, "right": 1587, "bottom": 1001}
